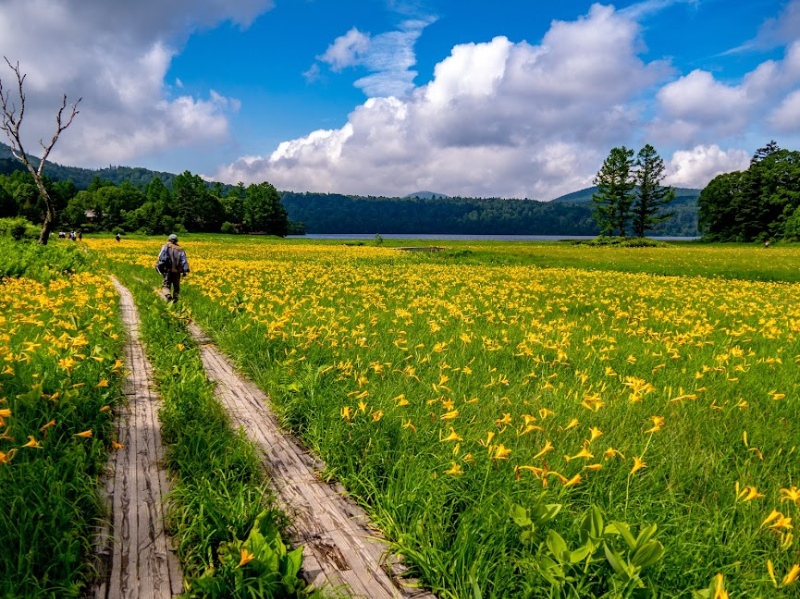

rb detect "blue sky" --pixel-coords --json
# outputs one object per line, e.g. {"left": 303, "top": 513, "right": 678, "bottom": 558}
{"left": 2, "top": 0, "right": 799, "bottom": 199}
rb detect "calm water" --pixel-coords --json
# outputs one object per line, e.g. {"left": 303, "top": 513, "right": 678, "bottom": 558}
{"left": 288, "top": 233, "right": 699, "bottom": 242}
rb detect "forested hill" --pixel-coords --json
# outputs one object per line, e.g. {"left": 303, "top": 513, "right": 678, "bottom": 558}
{"left": 279, "top": 192, "right": 699, "bottom": 236}
{"left": 0, "top": 142, "right": 699, "bottom": 236}
{"left": 0, "top": 142, "right": 179, "bottom": 188}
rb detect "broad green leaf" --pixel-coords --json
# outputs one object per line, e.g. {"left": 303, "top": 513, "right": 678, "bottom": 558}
{"left": 631, "top": 540, "right": 665, "bottom": 569}
{"left": 510, "top": 503, "right": 532, "bottom": 527}
{"left": 546, "top": 530, "right": 569, "bottom": 561}
{"left": 604, "top": 543, "right": 632, "bottom": 580}
{"left": 635, "top": 523, "right": 658, "bottom": 549}
{"left": 610, "top": 521, "right": 637, "bottom": 550}
{"left": 569, "top": 543, "right": 593, "bottom": 564}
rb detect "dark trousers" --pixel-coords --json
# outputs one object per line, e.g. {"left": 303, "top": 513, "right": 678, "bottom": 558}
{"left": 162, "top": 272, "right": 181, "bottom": 301}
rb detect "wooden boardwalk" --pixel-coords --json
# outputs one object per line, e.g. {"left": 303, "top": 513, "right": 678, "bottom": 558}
{"left": 93, "top": 279, "right": 183, "bottom": 599}
{"left": 187, "top": 321, "right": 436, "bottom": 599}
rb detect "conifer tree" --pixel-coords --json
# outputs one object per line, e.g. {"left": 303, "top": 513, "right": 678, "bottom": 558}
{"left": 592, "top": 146, "right": 635, "bottom": 236}
{"left": 631, "top": 144, "right": 675, "bottom": 237}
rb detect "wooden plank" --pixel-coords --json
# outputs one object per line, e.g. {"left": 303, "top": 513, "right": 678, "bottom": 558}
{"left": 91, "top": 279, "right": 183, "bottom": 599}
{"left": 187, "top": 322, "right": 437, "bottom": 599}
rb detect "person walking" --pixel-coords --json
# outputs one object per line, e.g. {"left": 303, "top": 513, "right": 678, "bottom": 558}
{"left": 155, "top": 233, "right": 190, "bottom": 302}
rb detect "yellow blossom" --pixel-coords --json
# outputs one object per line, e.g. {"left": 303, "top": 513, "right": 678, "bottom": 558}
{"left": 22, "top": 435, "right": 42, "bottom": 449}
{"left": 532, "top": 440, "right": 554, "bottom": 460}
{"left": 445, "top": 462, "right": 463, "bottom": 476}
{"left": 237, "top": 548, "right": 255, "bottom": 568}
{"left": 441, "top": 428, "right": 462, "bottom": 442}
{"left": 630, "top": 456, "right": 646, "bottom": 475}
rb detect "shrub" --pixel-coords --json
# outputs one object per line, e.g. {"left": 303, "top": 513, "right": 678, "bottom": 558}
{"left": 220, "top": 222, "right": 237, "bottom": 235}
{"left": 0, "top": 217, "right": 39, "bottom": 241}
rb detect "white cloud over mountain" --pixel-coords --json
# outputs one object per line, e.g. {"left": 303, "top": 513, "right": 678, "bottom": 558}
{"left": 2, "top": 0, "right": 800, "bottom": 199}
{"left": 218, "top": 2, "right": 800, "bottom": 198}
{"left": 219, "top": 5, "right": 671, "bottom": 199}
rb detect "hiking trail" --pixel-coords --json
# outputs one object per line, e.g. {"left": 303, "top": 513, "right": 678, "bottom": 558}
{"left": 187, "top": 320, "right": 437, "bottom": 599}
{"left": 93, "top": 278, "right": 183, "bottom": 599}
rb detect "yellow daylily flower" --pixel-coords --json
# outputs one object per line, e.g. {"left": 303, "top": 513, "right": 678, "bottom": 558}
{"left": 780, "top": 486, "right": 800, "bottom": 505}
{"left": 22, "top": 435, "right": 42, "bottom": 449}
{"left": 237, "top": 548, "right": 255, "bottom": 568}
{"left": 630, "top": 456, "right": 647, "bottom": 475}
{"left": 532, "top": 440, "right": 554, "bottom": 460}
{"left": 493, "top": 444, "right": 512, "bottom": 460}
{"left": 441, "top": 428, "right": 462, "bottom": 442}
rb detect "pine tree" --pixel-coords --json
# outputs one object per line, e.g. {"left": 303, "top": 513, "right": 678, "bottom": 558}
{"left": 592, "top": 146, "right": 635, "bottom": 236}
{"left": 631, "top": 144, "right": 675, "bottom": 237}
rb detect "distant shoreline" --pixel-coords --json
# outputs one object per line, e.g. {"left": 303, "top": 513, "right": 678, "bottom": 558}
{"left": 288, "top": 233, "right": 700, "bottom": 242}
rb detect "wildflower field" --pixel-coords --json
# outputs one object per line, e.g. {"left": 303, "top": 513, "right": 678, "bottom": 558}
{"left": 92, "top": 236, "right": 800, "bottom": 598}
{"left": 0, "top": 239, "right": 125, "bottom": 596}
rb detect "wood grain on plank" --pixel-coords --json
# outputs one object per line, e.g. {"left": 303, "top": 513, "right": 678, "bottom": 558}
{"left": 92, "top": 279, "right": 183, "bottom": 599}
{"left": 187, "top": 321, "right": 436, "bottom": 599}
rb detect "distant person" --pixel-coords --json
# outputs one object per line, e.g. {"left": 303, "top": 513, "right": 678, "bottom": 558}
{"left": 764, "top": 239, "right": 770, "bottom": 248}
{"left": 77, "top": 230, "right": 82, "bottom": 241}
{"left": 155, "top": 233, "right": 190, "bottom": 302}
{"left": 115, "top": 233, "right": 121, "bottom": 243}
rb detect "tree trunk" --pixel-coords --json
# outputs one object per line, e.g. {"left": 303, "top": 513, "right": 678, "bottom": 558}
{"left": 34, "top": 178, "right": 54, "bottom": 245}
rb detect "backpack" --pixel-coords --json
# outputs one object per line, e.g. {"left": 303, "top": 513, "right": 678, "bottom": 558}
{"left": 155, "top": 250, "right": 172, "bottom": 275}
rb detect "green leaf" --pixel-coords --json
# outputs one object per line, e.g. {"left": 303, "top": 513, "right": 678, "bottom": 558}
{"left": 468, "top": 568, "right": 483, "bottom": 599}
{"left": 604, "top": 543, "right": 632, "bottom": 580}
{"left": 510, "top": 503, "right": 532, "bottom": 527}
{"left": 546, "top": 530, "right": 569, "bottom": 562}
{"left": 609, "top": 521, "right": 637, "bottom": 550}
{"left": 631, "top": 540, "right": 665, "bottom": 569}
{"left": 582, "top": 504, "right": 605, "bottom": 544}
{"left": 568, "top": 543, "right": 593, "bottom": 564}
{"left": 635, "top": 523, "right": 658, "bottom": 549}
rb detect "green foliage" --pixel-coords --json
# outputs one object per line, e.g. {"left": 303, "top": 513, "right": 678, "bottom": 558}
{"left": 0, "top": 234, "right": 88, "bottom": 281}
{"left": 280, "top": 191, "right": 604, "bottom": 235}
{"left": 511, "top": 501, "right": 666, "bottom": 598}
{"left": 189, "top": 510, "right": 306, "bottom": 598}
{"left": 632, "top": 145, "right": 675, "bottom": 238}
{"left": 0, "top": 216, "right": 39, "bottom": 240}
{"left": 573, "top": 236, "right": 669, "bottom": 248}
{"left": 592, "top": 145, "right": 677, "bottom": 238}
{"left": 592, "top": 146, "right": 636, "bottom": 236}
{"left": 698, "top": 141, "right": 800, "bottom": 241}
{"left": 244, "top": 182, "right": 289, "bottom": 236}
{"left": 220, "top": 221, "right": 238, "bottom": 234}
{"left": 0, "top": 249, "right": 125, "bottom": 597}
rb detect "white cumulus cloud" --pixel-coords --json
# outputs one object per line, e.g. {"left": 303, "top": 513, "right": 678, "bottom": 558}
{"left": 218, "top": 4, "right": 670, "bottom": 199}
{"left": 0, "top": 0, "right": 272, "bottom": 167}
{"left": 664, "top": 145, "right": 750, "bottom": 188}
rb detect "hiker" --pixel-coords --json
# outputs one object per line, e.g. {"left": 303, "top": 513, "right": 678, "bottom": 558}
{"left": 115, "top": 233, "right": 121, "bottom": 242}
{"left": 155, "top": 233, "right": 190, "bottom": 302}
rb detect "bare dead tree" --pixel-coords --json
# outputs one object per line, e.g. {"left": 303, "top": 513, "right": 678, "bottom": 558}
{"left": 0, "top": 58, "right": 81, "bottom": 245}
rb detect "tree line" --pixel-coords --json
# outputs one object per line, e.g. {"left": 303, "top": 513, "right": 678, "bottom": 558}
{"left": 0, "top": 169, "right": 290, "bottom": 236}
{"left": 698, "top": 141, "right": 800, "bottom": 242}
